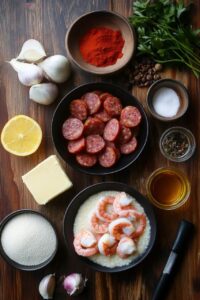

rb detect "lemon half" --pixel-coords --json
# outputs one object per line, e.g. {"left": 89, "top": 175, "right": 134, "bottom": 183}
{"left": 1, "top": 115, "right": 42, "bottom": 156}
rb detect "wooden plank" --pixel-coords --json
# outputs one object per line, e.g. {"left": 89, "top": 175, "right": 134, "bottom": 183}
{"left": 0, "top": 0, "right": 200, "bottom": 299}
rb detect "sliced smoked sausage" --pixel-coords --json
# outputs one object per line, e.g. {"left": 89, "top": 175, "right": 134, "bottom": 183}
{"left": 95, "top": 109, "right": 111, "bottom": 123}
{"left": 117, "top": 126, "right": 132, "bottom": 144}
{"left": 120, "top": 136, "right": 138, "bottom": 154}
{"left": 86, "top": 135, "right": 105, "bottom": 154}
{"left": 83, "top": 92, "right": 101, "bottom": 114}
{"left": 84, "top": 117, "right": 105, "bottom": 136}
{"left": 62, "top": 118, "right": 84, "bottom": 141}
{"left": 70, "top": 99, "right": 88, "bottom": 121}
{"left": 104, "top": 96, "right": 122, "bottom": 117}
{"left": 99, "top": 92, "right": 112, "bottom": 103}
{"left": 76, "top": 153, "right": 97, "bottom": 167}
{"left": 106, "top": 141, "right": 121, "bottom": 161}
{"left": 120, "top": 106, "right": 142, "bottom": 128}
{"left": 103, "top": 119, "right": 120, "bottom": 142}
{"left": 68, "top": 137, "right": 85, "bottom": 154}
{"left": 98, "top": 146, "right": 117, "bottom": 168}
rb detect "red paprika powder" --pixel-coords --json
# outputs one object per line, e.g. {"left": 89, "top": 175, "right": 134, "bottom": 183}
{"left": 79, "top": 27, "right": 125, "bottom": 67}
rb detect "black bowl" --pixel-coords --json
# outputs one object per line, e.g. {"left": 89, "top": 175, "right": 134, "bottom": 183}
{"left": 63, "top": 182, "right": 156, "bottom": 273}
{"left": 0, "top": 209, "right": 58, "bottom": 271}
{"left": 52, "top": 82, "right": 149, "bottom": 175}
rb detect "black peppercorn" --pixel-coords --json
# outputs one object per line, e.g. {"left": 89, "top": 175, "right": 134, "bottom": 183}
{"left": 162, "top": 132, "right": 189, "bottom": 158}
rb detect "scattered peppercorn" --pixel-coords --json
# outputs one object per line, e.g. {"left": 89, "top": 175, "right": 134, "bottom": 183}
{"left": 162, "top": 132, "right": 189, "bottom": 158}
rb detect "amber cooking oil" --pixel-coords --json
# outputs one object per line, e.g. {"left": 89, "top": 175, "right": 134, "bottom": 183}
{"left": 146, "top": 168, "right": 191, "bottom": 210}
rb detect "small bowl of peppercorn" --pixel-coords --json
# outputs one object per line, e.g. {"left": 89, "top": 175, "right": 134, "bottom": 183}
{"left": 159, "top": 126, "right": 196, "bottom": 162}
{"left": 65, "top": 10, "right": 135, "bottom": 75}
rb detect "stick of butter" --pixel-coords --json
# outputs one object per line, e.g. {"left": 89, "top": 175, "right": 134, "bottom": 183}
{"left": 22, "top": 155, "right": 72, "bottom": 204}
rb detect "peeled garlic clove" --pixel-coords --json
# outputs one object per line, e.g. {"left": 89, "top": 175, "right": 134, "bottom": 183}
{"left": 38, "top": 55, "right": 71, "bottom": 83}
{"left": 9, "top": 59, "right": 43, "bottom": 86}
{"left": 63, "top": 273, "right": 87, "bottom": 296}
{"left": 17, "top": 39, "right": 46, "bottom": 63}
{"left": 29, "top": 83, "right": 58, "bottom": 105}
{"left": 39, "top": 273, "right": 56, "bottom": 299}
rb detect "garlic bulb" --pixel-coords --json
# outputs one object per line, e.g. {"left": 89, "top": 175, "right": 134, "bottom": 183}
{"left": 39, "top": 273, "right": 56, "bottom": 299}
{"left": 17, "top": 39, "right": 46, "bottom": 63}
{"left": 9, "top": 59, "right": 43, "bottom": 86}
{"left": 63, "top": 273, "right": 87, "bottom": 296}
{"left": 29, "top": 83, "right": 58, "bottom": 105}
{"left": 38, "top": 55, "right": 71, "bottom": 83}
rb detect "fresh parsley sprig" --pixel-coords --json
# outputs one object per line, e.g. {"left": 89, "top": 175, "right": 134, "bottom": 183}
{"left": 129, "top": 0, "right": 200, "bottom": 76}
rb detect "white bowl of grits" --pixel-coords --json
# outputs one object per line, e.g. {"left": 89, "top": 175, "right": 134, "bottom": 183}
{"left": 63, "top": 182, "right": 156, "bottom": 273}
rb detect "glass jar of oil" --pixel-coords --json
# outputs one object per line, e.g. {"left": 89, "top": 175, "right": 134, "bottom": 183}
{"left": 146, "top": 167, "right": 191, "bottom": 210}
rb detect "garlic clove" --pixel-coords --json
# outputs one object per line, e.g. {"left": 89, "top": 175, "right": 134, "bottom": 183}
{"left": 17, "top": 39, "right": 46, "bottom": 63}
{"left": 9, "top": 58, "right": 26, "bottom": 73}
{"left": 29, "top": 83, "right": 58, "bottom": 105}
{"left": 39, "top": 273, "right": 56, "bottom": 299}
{"left": 63, "top": 273, "right": 87, "bottom": 296}
{"left": 38, "top": 55, "right": 71, "bottom": 83}
{"left": 9, "top": 59, "right": 43, "bottom": 86}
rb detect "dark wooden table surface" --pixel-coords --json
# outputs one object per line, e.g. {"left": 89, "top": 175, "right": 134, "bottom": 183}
{"left": 0, "top": 1, "right": 200, "bottom": 299}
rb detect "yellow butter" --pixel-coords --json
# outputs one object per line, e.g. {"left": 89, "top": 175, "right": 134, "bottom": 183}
{"left": 22, "top": 155, "right": 72, "bottom": 204}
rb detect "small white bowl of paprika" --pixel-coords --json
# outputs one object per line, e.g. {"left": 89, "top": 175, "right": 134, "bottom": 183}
{"left": 65, "top": 10, "right": 135, "bottom": 75}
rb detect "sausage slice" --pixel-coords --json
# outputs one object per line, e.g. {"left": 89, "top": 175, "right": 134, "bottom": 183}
{"left": 120, "top": 106, "right": 142, "bottom": 128}
{"left": 86, "top": 135, "right": 105, "bottom": 154}
{"left": 62, "top": 118, "right": 83, "bottom": 141}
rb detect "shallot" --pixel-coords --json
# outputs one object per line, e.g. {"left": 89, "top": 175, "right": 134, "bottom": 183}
{"left": 63, "top": 273, "right": 87, "bottom": 296}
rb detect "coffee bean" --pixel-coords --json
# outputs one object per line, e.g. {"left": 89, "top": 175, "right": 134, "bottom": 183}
{"left": 146, "top": 74, "right": 152, "bottom": 80}
{"left": 155, "top": 63, "right": 162, "bottom": 71}
{"left": 126, "top": 57, "right": 162, "bottom": 88}
{"left": 154, "top": 74, "right": 160, "bottom": 80}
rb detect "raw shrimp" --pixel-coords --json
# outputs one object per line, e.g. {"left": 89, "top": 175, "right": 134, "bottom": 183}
{"left": 131, "top": 213, "right": 147, "bottom": 239}
{"left": 96, "top": 196, "right": 118, "bottom": 222}
{"left": 119, "top": 209, "right": 143, "bottom": 222}
{"left": 116, "top": 237, "right": 136, "bottom": 258}
{"left": 73, "top": 230, "right": 98, "bottom": 257}
{"left": 108, "top": 218, "right": 135, "bottom": 240}
{"left": 95, "top": 233, "right": 104, "bottom": 241}
{"left": 98, "top": 233, "right": 117, "bottom": 256}
{"left": 90, "top": 213, "right": 109, "bottom": 234}
{"left": 113, "top": 192, "right": 135, "bottom": 215}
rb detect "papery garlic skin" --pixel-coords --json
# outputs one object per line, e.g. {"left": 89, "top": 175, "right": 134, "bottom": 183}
{"left": 9, "top": 59, "right": 43, "bottom": 86}
{"left": 29, "top": 83, "right": 58, "bottom": 105}
{"left": 63, "top": 273, "right": 87, "bottom": 296}
{"left": 39, "top": 273, "right": 56, "bottom": 299}
{"left": 39, "top": 55, "right": 71, "bottom": 83}
{"left": 17, "top": 39, "right": 46, "bottom": 63}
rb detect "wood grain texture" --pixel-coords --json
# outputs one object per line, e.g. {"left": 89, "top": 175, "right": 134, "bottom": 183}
{"left": 0, "top": 0, "right": 199, "bottom": 299}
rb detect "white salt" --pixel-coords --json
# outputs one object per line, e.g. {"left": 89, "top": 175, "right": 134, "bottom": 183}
{"left": 152, "top": 87, "right": 180, "bottom": 117}
{"left": 1, "top": 213, "right": 57, "bottom": 266}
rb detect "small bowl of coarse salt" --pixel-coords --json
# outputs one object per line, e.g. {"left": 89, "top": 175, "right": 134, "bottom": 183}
{"left": 0, "top": 210, "right": 58, "bottom": 271}
{"left": 146, "top": 79, "right": 189, "bottom": 121}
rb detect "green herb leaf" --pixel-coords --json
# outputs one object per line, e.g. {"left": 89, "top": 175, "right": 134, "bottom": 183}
{"left": 129, "top": 0, "right": 200, "bottom": 77}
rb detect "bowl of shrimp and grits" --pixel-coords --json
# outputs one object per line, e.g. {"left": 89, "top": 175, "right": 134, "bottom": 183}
{"left": 63, "top": 182, "right": 156, "bottom": 273}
